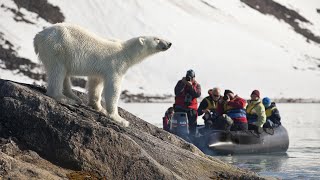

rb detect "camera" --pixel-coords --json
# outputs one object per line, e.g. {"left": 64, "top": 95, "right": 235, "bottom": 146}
{"left": 186, "top": 76, "right": 192, "bottom": 81}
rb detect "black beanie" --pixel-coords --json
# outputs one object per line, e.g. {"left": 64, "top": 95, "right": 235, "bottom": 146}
{"left": 186, "top": 69, "right": 195, "bottom": 78}
{"left": 224, "top": 89, "right": 233, "bottom": 96}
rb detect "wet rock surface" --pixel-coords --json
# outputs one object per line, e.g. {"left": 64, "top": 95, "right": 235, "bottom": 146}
{"left": 0, "top": 79, "right": 263, "bottom": 179}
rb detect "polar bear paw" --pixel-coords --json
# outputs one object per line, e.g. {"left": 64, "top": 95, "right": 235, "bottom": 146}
{"left": 69, "top": 95, "right": 83, "bottom": 105}
{"left": 89, "top": 103, "right": 107, "bottom": 114}
{"left": 108, "top": 114, "right": 129, "bottom": 127}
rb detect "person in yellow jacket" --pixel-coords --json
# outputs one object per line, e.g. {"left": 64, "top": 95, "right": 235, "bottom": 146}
{"left": 197, "top": 87, "right": 223, "bottom": 128}
{"left": 246, "top": 90, "right": 266, "bottom": 127}
{"left": 262, "top": 97, "right": 281, "bottom": 128}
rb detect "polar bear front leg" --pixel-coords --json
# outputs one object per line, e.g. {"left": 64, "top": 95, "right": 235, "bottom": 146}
{"left": 87, "top": 76, "right": 107, "bottom": 114}
{"left": 104, "top": 76, "right": 129, "bottom": 127}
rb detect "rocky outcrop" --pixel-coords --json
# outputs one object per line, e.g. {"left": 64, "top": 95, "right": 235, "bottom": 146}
{"left": 0, "top": 79, "right": 263, "bottom": 179}
{"left": 0, "top": 138, "right": 70, "bottom": 179}
{"left": 0, "top": 0, "right": 64, "bottom": 25}
{"left": 13, "top": 0, "right": 64, "bottom": 24}
{"left": 241, "top": 0, "right": 320, "bottom": 44}
{"left": 0, "top": 32, "right": 44, "bottom": 81}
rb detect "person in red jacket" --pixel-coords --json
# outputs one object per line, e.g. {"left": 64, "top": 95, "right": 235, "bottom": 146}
{"left": 217, "top": 89, "right": 248, "bottom": 131}
{"left": 174, "top": 69, "right": 201, "bottom": 136}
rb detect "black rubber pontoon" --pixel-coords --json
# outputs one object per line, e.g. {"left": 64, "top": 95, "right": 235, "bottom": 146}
{"left": 206, "top": 125, "right": 289, "bottom": 154}
{"left": 169, "top": 112, "right": 289, "bottom": 154}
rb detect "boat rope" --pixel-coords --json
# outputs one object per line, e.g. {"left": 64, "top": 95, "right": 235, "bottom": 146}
{"left": 264, "top": 127, "right": 275, "bottom": 135}
{"left": 245, "top": 129, "right": 260, "bottom": 138}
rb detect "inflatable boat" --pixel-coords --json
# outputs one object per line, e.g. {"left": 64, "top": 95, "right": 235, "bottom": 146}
{"left": 169, "top": 112, "right": 289, "bottom": 154}
{"left": 203, "top": 125, "right": 289, "bottom": 154}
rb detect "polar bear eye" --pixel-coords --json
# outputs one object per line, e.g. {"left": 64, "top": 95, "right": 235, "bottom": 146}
{"left": 154, "top": 38, "right": 160, "bottom": 43}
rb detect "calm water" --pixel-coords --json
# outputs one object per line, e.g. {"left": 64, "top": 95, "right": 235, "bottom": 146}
{"left": 119, "top": 102, "right": 320, "bottom": 179}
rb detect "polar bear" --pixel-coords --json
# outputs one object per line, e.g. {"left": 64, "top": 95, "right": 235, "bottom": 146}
{"left": 33, "top": 23, "right": 171, "bottom": 127}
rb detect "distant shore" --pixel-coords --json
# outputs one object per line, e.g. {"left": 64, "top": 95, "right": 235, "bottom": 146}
{"left": 120, "top": 90, "right": 320, "bottom": 103}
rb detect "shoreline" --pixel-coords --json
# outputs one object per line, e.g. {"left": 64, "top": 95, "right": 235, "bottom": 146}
{"left": 120, "top": 91, "right": 320, "bottom": 103}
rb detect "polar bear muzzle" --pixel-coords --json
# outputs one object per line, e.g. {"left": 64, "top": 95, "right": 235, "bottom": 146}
{"left": 159, "top": 40, "right": 172, "bottom": 51}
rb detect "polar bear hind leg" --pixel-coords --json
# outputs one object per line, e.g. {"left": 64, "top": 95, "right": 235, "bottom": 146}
{"left": 45, "top": 64, "right": 76, "bottom": 104}
{"left": 63, "top": 76, "right": 82, "bottom": 104}
{"left": 87, "top": 76, "right": 106, "bottom": 114}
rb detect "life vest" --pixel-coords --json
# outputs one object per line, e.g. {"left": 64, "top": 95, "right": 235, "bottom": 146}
{"left": 266, "top": 106, "right": 277, "bottom": 118}
{"left": 246, "top": 100, "right": 261, "bottom": 123}
{"left": 223, "top": 101, "right": 247, "bottom": 123}
{"left": 223, "top": 103, "right": 231, "bottom": 112}
{"left": 205, "top": 97, "right": 218, "bottom": 111}
{"left": 226, "top": 109, "right": 246, "bottom": 119}
{"left": 174, "top": 83, "right": 198, "bottom": 110}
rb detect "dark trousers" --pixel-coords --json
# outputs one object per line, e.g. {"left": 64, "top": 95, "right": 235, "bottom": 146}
{"left": 231, "top": 122, "right": 248, "bottom": 131}
{"left": 174, "top": 107, "right": 198, "bottom": 136}
{"left": 214, "top": 115, "right": 248, "bottom": 131}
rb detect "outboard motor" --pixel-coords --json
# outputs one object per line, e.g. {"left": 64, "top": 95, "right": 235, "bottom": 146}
{"left": 170, "top": 112, "right": 189, "bottom": 137}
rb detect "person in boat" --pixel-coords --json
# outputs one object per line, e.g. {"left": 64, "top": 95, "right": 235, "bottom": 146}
{"left": 174, "top": 69, "right": 201, "bottom": 136}
{"left": 197, "top": 87, "right": 223, "bottom": 129}
{"left": 246, "top": 90, "right": 266, "bottom": 129}
{"left": 162, "top": 107, "right": 174, "bottom": 132}
{"left": 216, "top": 90, "right": 248, "bottom": 131}
{"left": 262, "top": 97, "right": 281, "bottom": 128}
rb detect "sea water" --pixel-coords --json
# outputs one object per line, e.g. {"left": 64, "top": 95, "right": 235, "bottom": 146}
{"left": 119, "top": 102, "right": 320, "bottom": 179}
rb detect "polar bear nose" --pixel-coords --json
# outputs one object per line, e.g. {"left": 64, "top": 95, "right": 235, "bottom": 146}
{"left": 164, "top": 42, "right": 172, "bottom": 50}
{"left": 160, "top": 41, "right": 172, "bottom": 51}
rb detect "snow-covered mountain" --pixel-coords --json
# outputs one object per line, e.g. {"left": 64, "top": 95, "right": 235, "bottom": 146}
{"left": 1, "top": 0, "right": 320, "bottom": 100}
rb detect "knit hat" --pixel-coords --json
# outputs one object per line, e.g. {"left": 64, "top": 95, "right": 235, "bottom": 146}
{"left": 224, "top": 89, "right": 233, "bottom": 96}
{"left": 262, "top": 97, "right": 271, "bottom": 107}
{"left": 251, "top": 90, "right": 260, "bottom": 98}
{"left": 186, "top": 69, "right": 195, "bottom": 78}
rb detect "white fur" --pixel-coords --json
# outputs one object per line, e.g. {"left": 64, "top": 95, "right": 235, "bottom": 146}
{"left": 33, "top": 23, "right": 171, "bottom": 127}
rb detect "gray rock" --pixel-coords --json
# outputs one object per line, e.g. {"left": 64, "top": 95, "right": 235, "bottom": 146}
{"left": 0, "top": 79, "right": 263, "bottom": 179}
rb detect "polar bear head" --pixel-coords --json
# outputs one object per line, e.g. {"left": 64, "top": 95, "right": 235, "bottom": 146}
{"left": 138, "top": 36, "right": 172, "bottom": 53}
{"left": 123, "top": 36, "right": 171, "bottom": 66}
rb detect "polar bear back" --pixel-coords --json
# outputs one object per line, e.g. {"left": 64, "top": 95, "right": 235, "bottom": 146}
{"left": 34, "top": 23, "right": 124, "bottom": 76}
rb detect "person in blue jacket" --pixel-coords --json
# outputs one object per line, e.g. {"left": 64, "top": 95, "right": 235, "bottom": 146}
{"left": 262, "top": 97, "right": 281, "bottom": 128}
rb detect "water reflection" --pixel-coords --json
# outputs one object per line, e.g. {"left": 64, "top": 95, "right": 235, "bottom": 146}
{"left": 217, "top": 153, "right": 288, "bottom": 177}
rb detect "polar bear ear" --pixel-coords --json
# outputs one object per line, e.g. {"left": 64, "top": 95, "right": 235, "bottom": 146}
{"left": 139, "top": 37, "right": 145, "bottom": 45}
